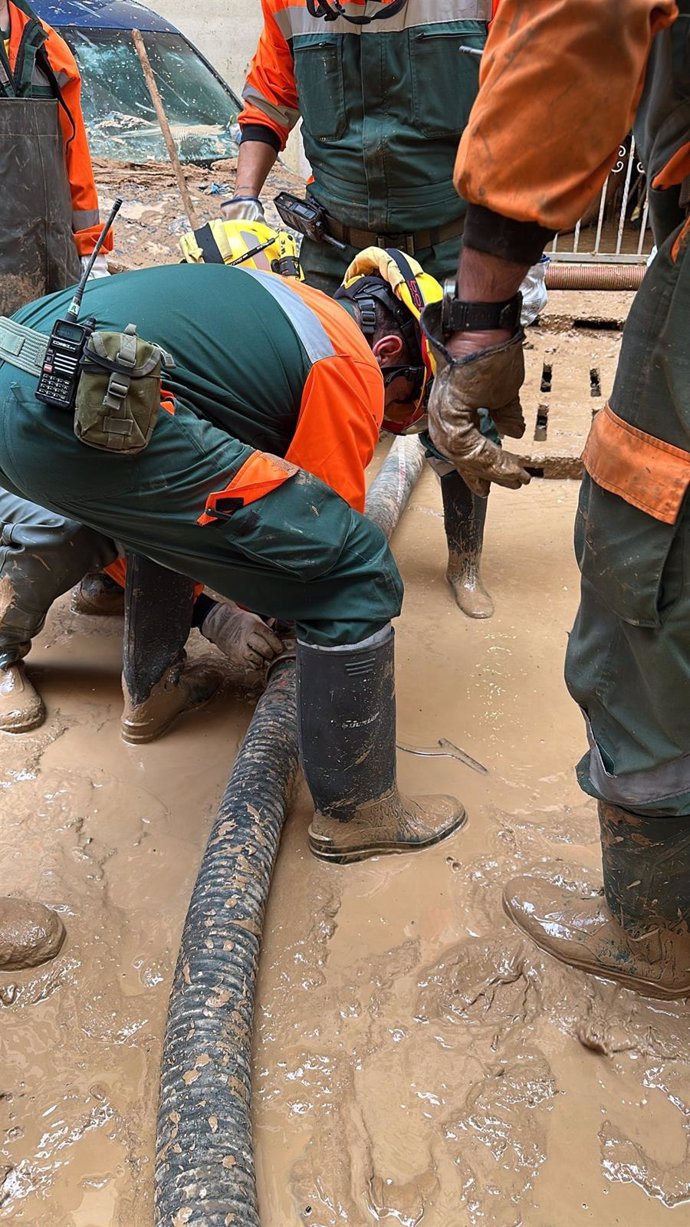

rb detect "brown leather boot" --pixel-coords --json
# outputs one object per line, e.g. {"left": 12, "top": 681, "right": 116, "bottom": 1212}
{"left": 0, "top": 897, "right": 65, "bottom": 969}
{"left": 442, "top": 470, "right": 494, "bottom": 619}
{"left": 298, "top": 628, "right": 466, "bottom": 865}
{"left": 121, "top": 658, "right": 224, "bottom": 744}
{"left": 503, "top": 802, "right": 690, "bottom": 1000}
{"left": 0, "top": 662, "right": 45, "bottom": 733}
{"left": 72, "top": 570, "right": 125, "bottom": 616}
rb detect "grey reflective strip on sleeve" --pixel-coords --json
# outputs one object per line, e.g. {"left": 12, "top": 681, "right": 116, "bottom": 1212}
{"left": 243, "top": 270, "right": 335, "bottom": 365}
{"left": 241, "top": 83, "right": 300, "bottom": 131}
{"left": 274, "top": 0, "right": 489, "bottom": 38}
{"left": 73, "top": 208, "right": 100, "bottom": 231}
{"left": 586, "top": 718, "right": 690, "bottom": 806}
{"left": 0, "top": 318, "right": 48, "bottom": 376}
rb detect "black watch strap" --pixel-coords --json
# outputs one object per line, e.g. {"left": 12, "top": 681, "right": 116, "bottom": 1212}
{"left": 441, "top": 285, "right": 522, "bottom": 334}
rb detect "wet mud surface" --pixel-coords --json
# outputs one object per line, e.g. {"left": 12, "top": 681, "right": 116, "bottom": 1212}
{"left": 1, "top": 295, "right": 688, "bottom": 1225}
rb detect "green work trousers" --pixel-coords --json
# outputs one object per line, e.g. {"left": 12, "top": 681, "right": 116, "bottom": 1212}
{"left": 0, "top": 379, "right": 402, "bottom": 647}
{"left": 565, "top": 225, "right": 690, "bottom": 817}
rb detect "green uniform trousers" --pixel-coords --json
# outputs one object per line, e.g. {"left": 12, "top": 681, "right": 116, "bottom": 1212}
{"left": 0, "top": 375, "right": 402, "bottom": 647}
{"left": 565, "top": 225, "right": 690, "bottom": 817}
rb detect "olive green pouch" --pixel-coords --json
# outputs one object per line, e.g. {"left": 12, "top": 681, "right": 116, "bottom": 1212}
{"left": 74, "top": 323, "right": 175, "bottom": 454}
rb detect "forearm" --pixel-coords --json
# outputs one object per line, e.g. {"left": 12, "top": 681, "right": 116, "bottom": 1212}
{"left": 233, "top": 137, "right": 278, "bottom": 199}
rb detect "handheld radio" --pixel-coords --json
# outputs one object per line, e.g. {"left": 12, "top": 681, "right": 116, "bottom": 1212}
{"left": 36, "top": 197, "right": 122, "bottom": 410}
{"left": 273, "top": 192, "right": 346, "bottom": 251}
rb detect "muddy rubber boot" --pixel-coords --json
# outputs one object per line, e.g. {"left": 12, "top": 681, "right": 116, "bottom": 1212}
{"left": 0, "top": 662, "right": 45, "bottom": 733}
{"left": 298, "top": 626, "right": 466, "bottom": 864}
{"left": 0, "top": 897, "right": 65, "bottom": 969}
{"left": 504, "top": 802, "right": 690, "bottom": 999}
{"left": 441, "top": 470, "right": 494, "bottom": 619}
{"left": 120, "top": 555, "right": 224, "bottom": 744}
{"left": 72, "top": 570, "right": 125, "bottom": 616}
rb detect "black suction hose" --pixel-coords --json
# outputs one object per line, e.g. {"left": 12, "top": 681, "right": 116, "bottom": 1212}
{"left": 154, "top": 437, "right": 426, "bottom": 1227}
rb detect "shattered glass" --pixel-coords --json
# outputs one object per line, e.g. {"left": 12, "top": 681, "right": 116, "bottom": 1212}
{"left": 63, "top": 28, "right": 241, "bottom": 164}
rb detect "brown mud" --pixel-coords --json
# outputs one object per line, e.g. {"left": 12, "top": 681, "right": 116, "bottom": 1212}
{"left": 1, "top": 292, "right": 688, "bottom": 1225}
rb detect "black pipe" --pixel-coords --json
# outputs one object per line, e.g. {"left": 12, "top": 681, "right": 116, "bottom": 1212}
{"left": 154, "top": 437, "right": 424, "bottom": 1227}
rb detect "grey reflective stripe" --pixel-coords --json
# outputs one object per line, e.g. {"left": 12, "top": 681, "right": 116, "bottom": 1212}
{"left": 274, "top": 0, "right": 489, "bottom": 38}
{"left": 586, "top": 719, "right": 690, "bottom": 806}
{"left": 54, "top": 69, "right": 70, "bottom": 88}
{"left": 241, "top": 82, "right": 300, "bottom": 132}
{"left": 73, "top": 208, "right": 100, "bottom": 231}
{"left": 0, "top": 318, "right": 48, "bottom": 376}
{"left": 243, "top": 270, "right": 335, "bottom": 364}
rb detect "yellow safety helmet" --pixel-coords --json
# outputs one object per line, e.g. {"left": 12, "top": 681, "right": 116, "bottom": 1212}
{"left": 335, "top": 246, "right": 442, "bottom": 434}
{"left": 179, "top": 218, "right": 303, "bottom": 279}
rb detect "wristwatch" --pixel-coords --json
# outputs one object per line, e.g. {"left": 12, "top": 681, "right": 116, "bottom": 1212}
{"left": 440, "top": 278, "right": 522, "bottom": 335}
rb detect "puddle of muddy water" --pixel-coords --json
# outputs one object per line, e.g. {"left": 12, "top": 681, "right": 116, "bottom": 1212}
{"left": 0, "top": 390, "right": 688, "bottom": 1225}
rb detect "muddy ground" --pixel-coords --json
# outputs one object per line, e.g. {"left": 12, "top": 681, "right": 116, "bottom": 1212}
{"left": 2, "top": 275, "right": 689, "bottom": 1227}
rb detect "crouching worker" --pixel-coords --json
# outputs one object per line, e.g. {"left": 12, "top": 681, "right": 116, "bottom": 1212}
{"left": 0, "top": 259, "right": 466, "bottom": 867}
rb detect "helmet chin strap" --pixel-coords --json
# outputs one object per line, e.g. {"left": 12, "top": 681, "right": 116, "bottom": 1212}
{"left": 306, "top": 0, "right": 407, "bottom": 25}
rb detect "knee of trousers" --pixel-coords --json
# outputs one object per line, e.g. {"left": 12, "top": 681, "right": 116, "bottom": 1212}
{"left": 294, "top": 513, "right": 403, "bottom": 647}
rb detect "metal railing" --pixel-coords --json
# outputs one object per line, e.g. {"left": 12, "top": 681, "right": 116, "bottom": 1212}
{"left": 547, "top": 138, "right": 653, "bottom": 263}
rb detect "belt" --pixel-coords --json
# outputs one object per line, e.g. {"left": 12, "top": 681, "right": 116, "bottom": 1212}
{"left": 323, "top": 214, "right": 465, "bottom": 256}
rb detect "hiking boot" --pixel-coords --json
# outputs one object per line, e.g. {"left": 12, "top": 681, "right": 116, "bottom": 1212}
{"left": 0, "top": 897, "right": 65, "bottom": 969}
{"left": 0, "top": 662, "right": 45, "bottom": 733}
{"left": 72, "top": 570, "right": 125, "bottom": 616}
{"left": 121, "top": 658, "right": 224, "bottom": 744}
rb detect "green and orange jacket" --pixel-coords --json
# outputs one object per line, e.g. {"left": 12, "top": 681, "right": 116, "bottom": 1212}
{"left": 0, "top": 0, "right": 110, "bottom": 256}
{"left": 239, "top": 0, "right": 490, "bottom": 234}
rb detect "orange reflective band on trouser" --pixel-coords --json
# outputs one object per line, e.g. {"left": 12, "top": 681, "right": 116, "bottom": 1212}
{"left": 198, "top": 451, "right": 299, "bottom": 526}
{"left": 672, "top": 214, "right": 690, "bottom": 264}
{"left": 652, "top": 142, "right": 690, "bottom": 193}
{"left": 583, "top": 404, "right": 690, "bottom": 525}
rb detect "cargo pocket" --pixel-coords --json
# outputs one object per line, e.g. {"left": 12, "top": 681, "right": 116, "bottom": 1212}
{"left": 293, "top": 35, "right": 345, "bottom": 142}
{"left": 575, "top": 475, "right": 686, "bottom": 629}
{"left": 219, "top": 469, "right": 353, "bottom": 580}
{"left": 409, "top": 21, "right": 486, "bottom": 140}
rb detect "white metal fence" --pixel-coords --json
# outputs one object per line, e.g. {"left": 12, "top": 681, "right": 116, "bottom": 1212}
{"left": 547, "top": 137, "right": 653, "bottom": 263}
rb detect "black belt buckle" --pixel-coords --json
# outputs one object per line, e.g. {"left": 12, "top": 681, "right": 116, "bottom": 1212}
{"left": 381, "top": 232, "right": 416, "bottom": 257}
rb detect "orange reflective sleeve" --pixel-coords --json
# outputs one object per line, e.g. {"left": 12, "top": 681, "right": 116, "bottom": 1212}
{"left": 239, "top": 0, "right": 299, "bottom": 149}
{"left": 455, "top": 0, "right": 677, "bottom": 233}
{"left": 42, "top": 24, "right": 112, "bottom": 256}
{"left": 285, "top": 355, "right": 383, "bottom": 513}
{"left": 198, "top": 451, "right": 298, "bottom": 525}
{"left": 583, "top": 404, "right": 690, "bottom": 525}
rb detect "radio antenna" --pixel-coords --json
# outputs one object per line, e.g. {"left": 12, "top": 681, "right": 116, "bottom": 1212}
{"left": 66, "top": 197, "right": 122, "bottom": 321}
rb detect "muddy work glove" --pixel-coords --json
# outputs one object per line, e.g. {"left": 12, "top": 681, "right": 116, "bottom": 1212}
{"left": 220, "top": 196, "right": 265, "bottom": 223}
{"left": 422, "top": 302, "right": 531, "bottom": 498}
{"left": 201, "top": 600, "right": 284, "bottom": 671}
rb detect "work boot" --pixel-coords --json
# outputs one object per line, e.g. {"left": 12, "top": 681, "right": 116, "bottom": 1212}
{"left": 120, "top": 555, "right": 224, "bottom": 744}
{"left": 121, "top": 657, "right": 224, "bottom": 744}
{"left": 72, "top": 570, "right": 125, "bottom": 616}
{"left": 441, "top": 470, "right": 494, "bottom": 619}
{"left": 0, "top": 897, "right": 65, "bottom": 969}
{"left": 504, "top": 802, "right": 690, "bottom": 999}
{"left": 297, "top": 626, "right": 466, "bottom": 864}
{"left": 0, "top": 662, "right": 45, "bottom": 733}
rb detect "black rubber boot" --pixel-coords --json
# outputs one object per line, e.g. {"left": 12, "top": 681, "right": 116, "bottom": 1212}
{"left": 121, "top": 555, "right": 223, "bottom": 743}
{"left": 504, "top": 802, "right": 690, "bottom": 999}
{"left": 297, "top": 627, "right": 466, "bottom": 864}
{"left": 441, "top": 470, "right": 494, "bottom": 619}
